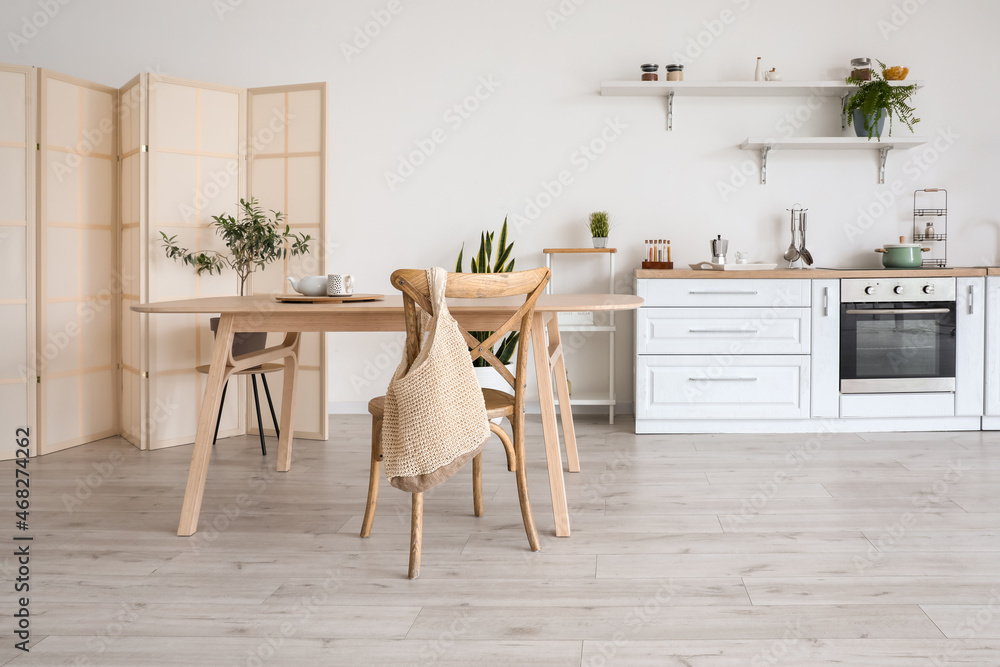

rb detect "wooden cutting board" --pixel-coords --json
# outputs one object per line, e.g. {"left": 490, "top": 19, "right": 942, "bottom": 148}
{"left": 274, "top": 294, "right": 384, "bottom": 304}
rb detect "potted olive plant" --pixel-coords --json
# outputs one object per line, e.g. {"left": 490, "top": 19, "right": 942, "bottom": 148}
{"left": 160, "top": 197, "right": 311, "bottom": 355}
{"left": 845, "top": 60, "right": 920, "bottom": 140}
{"left": 588, "top": 211, "right": 611, "bottom": 248}
{"left": 455, "top": 217, "right": 517, "bottom": 392}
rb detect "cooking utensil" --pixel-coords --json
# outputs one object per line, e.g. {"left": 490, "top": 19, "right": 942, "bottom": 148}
{"left": 783, "top": 208, "right": 801, "bottom": 263}
{"left": 711, "top": 235, "right": 729, "bottom": 264}
{"left": 874, "top": 235, "right": 930, "bottom": 268}
{"left": 798, "top": 210, "right": 814, "bottom": 266}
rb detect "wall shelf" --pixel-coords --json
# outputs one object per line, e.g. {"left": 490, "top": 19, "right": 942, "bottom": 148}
{"left": 600, "top": 79, "right": 923, "bottom": 131}
{"left": 739, "top": 136, "right": 927, "bottom": 184}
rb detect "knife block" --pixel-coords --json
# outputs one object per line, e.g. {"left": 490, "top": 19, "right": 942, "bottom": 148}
{"left": 641, "top": 261, "right": 673, "bottom": 269}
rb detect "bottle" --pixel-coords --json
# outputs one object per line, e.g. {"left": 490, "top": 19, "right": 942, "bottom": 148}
{"left": 754, "top": 57, "right": 764, "bottom": 82}
{"left": 924, "top": 221, "right": 935, "bottom": 237}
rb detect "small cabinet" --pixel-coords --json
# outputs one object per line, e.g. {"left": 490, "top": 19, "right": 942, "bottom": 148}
{"left": 810, "top": 280, "right": 840, "bottom": 418}
{"left": 956, "top": 277, "right": 985, "bottom": 416}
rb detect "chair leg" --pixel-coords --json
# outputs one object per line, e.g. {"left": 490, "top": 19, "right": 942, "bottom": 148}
{"left": 251, "top": 375, "right": 266, "bottom": 456}
{"left": 512, "top": 417, "right": 540, "bottom": 552}
{"left": 212, "top": 381, "right": 229, "bottom": 446}
{"left": 472, "top": 452, "right": 484, "bottom": 517}
{"left": 360, "top": 415, "right": 382, "bottom": 538}
{"left": 260, "top": 373, "right": 279, "bottom": 441}
{"left": 408, "top": 491, "right": 423, "bottom": 579}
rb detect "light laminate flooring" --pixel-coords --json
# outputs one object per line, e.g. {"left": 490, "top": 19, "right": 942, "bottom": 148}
{"left": 3, "top": 415, "right": 1000, "bottom": 665}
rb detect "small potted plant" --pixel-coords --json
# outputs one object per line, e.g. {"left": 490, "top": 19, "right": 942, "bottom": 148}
{"left": 588, "top": 211, "right": 611, "bottom": 248}
{"left": 455, "top": 217, "right": 517, "bottom": 392}
{"left": 160, "top": 197, "right": 311, "bottom": 354}
{"left": 844, "top": 60, "right": 920, "bottom": 140}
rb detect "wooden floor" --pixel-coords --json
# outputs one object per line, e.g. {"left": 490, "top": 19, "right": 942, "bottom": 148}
{"left": 3, "top": 415, "right": 1000, "bottom": 665}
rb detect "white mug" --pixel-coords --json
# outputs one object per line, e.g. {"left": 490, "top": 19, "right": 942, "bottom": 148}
{"left": 327, "top": 274, "right": 355, "bottom": 296}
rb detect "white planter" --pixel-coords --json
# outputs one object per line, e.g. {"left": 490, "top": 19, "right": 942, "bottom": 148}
{"left": 474, "top": 364, "right": 514, "bottom": 393}
{"left": 592, "top": 237, "right": 608, "bottom": 248}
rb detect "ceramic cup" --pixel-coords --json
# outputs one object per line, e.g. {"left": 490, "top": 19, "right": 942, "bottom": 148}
{"left": 327, "top": 274, "right": 355, "bottom": 296}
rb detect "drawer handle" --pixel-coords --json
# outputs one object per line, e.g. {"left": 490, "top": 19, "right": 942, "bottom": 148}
{"left": 688, "top": 290, "right": 759, "bottom": 295}
{"left": 688, "top": 377, "right": 759, "bottom": 382}
{"left": 688, "top": 329, "right": 759, "bottom": 334}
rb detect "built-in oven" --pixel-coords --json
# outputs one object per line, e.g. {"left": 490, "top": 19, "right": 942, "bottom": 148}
{"left": 840, "top": 277, "right": 957, "bottom": 394}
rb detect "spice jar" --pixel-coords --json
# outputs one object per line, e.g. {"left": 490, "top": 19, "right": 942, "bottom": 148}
{"left": 641, "top": 64, "right": 658, "bottom": 82}
{"left": 665, "top": 64, "right": 683, "bottom": 81}
{"left": 924, "top": 221, "right": 936, "bottom": 237}
{"left": 850, "top": 58, "right": 872, "bottom": 81}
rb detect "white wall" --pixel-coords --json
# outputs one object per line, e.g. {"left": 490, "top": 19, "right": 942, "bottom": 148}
{"left": 5, "top": 0, "right": 999, "bottom": 414}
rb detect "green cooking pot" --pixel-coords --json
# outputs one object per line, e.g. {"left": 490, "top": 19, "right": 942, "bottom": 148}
{"left": 875, "top": 238, "right": 930, "bottom": 268}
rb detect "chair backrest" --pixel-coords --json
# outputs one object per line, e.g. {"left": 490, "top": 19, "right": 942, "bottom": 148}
{"left": 389, "top": 268, "right": 550, "bottom": 409}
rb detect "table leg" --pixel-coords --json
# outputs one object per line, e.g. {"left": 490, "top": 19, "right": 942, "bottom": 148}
{"left": 275, "top": 333, "right": 301, "bottom": 472}
{"left": 178, "top": 314, "right": 235, "bottom": 536}
{"left": 530, "top": 312, "right": 570, "bottom": 537}
{"left": 546, "top": 314, "right": 580, "bottom": 473}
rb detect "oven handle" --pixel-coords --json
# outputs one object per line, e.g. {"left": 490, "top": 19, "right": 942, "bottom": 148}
{"left": 844, "top": 307, "right": 952, "bottom": 315}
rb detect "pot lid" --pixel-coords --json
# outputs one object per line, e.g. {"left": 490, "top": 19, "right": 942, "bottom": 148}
{"left": 882, "top": 243, "right": 922, "bottom": 248}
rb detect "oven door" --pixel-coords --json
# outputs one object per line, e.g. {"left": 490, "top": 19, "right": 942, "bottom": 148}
{"left": 840, "top": 301, "right": 957, "bottom": 393}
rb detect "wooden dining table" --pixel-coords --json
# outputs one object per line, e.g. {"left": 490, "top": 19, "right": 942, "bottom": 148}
{"left": 133, "top": 293, "right": 643, "bottom": 538}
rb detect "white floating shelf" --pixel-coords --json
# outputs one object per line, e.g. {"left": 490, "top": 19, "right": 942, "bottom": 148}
{"left": 740, "top": 136, "right": 927, "bottom": 151}
{"left": 600, "top": 80, "right": 924, "bottom": 97}
{"left": 739, "top": 136, "right": 928, "bottom": 184}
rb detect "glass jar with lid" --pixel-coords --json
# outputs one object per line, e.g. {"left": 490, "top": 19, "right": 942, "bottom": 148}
{"left": 850, "top": 58, "right": 872, "bottom": 81}
{"left": 641, "top": 64, "right": 658, "bottom": 82}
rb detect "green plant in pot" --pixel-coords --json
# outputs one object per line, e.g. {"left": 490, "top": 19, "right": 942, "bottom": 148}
{"left": 455, "top": 217, "right": 517, "bottom": 370}
{"left": 160, "top": 197, "right": 311, "bottom": 355}
{"left": 844, "top": 60, "right": 920, "bottom": 140}
{"left": 588, "top": 211, "right": 611, "bottom": 248}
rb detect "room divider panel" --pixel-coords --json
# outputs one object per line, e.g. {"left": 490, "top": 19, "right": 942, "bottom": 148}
{"left": 247, "top": 83, "right": 328, "bottom": 441}
{"left": 0, "top": 64, "right": 36, "bottom": 458}
{"left": 0, "top": 63, "right": 328, "bottom": 459}
{"left": 36, "top": 69, "right": 119, "bottom": 455}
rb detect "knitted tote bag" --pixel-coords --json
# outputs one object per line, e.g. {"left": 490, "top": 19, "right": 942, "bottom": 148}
{"left": 381, "top": 267, "right": 491, "bottom": 493}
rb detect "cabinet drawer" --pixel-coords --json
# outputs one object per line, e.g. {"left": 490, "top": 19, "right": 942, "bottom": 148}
{"left": 637, "top": 279, "right": 810, "bottom": 308}
{"left": 637, "top": 308, "right": 810, "bottom": 355}
{"left": 636, "top": 355, "right": 810, "bottom": 420}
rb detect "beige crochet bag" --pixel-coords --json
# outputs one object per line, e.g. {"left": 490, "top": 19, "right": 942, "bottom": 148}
{"left": 381, "top": 267, "right": 491, "bottom": 493}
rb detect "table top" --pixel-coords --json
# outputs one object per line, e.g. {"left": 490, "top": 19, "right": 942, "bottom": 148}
{"left": 132, "top": 293, "right": 643, "bottom": 315}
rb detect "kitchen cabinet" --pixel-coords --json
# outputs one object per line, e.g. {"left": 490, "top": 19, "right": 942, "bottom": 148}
{"left": 810, "top": 280, "right": 840, "bottom": 418}
{"left": 636, "top": 271, "right": 986, "bottom": 434}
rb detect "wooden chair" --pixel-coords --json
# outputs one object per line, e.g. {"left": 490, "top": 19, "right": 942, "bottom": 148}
{"left": 360, "top": 267, "right": 550, "bottom": 578}
{"left": 194, "top": 363, "right": 281, "bottom": 455}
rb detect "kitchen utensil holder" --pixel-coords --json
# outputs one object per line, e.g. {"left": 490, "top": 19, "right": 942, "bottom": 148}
{"left": 912, "top": 188, "right": 948, "bottom": 268}
{"left": 642, "top": 261, "right": 673, "bottom": 269}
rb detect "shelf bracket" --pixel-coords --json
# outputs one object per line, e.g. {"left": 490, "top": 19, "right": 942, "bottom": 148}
{"left": 666, "top": 91, "right": 674, "bottom": 131}
{"left": 878, "top": 146, "right": 892, "bottom": 184}
{"left": 840, "top": 94, "right": 849, "bottom": 130}
{"left": 759, "top": 146, "right": 770, "bottom": 185}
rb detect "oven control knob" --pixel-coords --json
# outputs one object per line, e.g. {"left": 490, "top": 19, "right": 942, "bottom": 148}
{"left": 893, "top": 285, "right": 904, "bottom": 294}
{"left": 864, "top": 285, "right": 876, "bottom": 295}
{"left": 923, "top": 284, "right": 935, "bottom": 295}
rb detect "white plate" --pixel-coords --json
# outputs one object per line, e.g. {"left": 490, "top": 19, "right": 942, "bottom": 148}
{"left": 688, "top": 262, "right": 777, "bottom": 271}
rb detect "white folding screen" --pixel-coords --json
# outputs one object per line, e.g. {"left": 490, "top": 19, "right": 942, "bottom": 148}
{"left": 118, "top": 74, "right": 145, "bottom": 448}
{"left": 0, "top": 65, "right": 36, "bottom": 460}
{"left": 1, "top": 63, "right": 328, "bottom": 457}
{"left": 248, "top": 83, "right": 328, "bottom": 441}
{"left": 144, "top": 75, "right": 247, "bottom": 449}
{"left": 36, "top": 70, "right": 118, "bottom": 455}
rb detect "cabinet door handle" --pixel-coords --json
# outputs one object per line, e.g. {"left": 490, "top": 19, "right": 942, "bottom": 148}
{"left": 688, "top": 290, "right": 758, "bottom": 295}
{"left": 845, "top": 308, "right": 951, "bottom": 315}
{"left": 688, "top": 377, "right": 758, "bottom": 382}
{"left": 823, "top": 287, "right": 829, "bottom": 317}
{"left": 969, "top": 285, "right": 975, "bottom": 314}
{"left": 688, "top": 329, "right": 758, "bottom": 334}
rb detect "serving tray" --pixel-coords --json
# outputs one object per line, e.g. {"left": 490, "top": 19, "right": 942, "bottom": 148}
{"left": 274, "top": 293, "right": 384, "bottom": 303}
{"left": 688, "top": 262, "right": 777, "bottom": 271}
